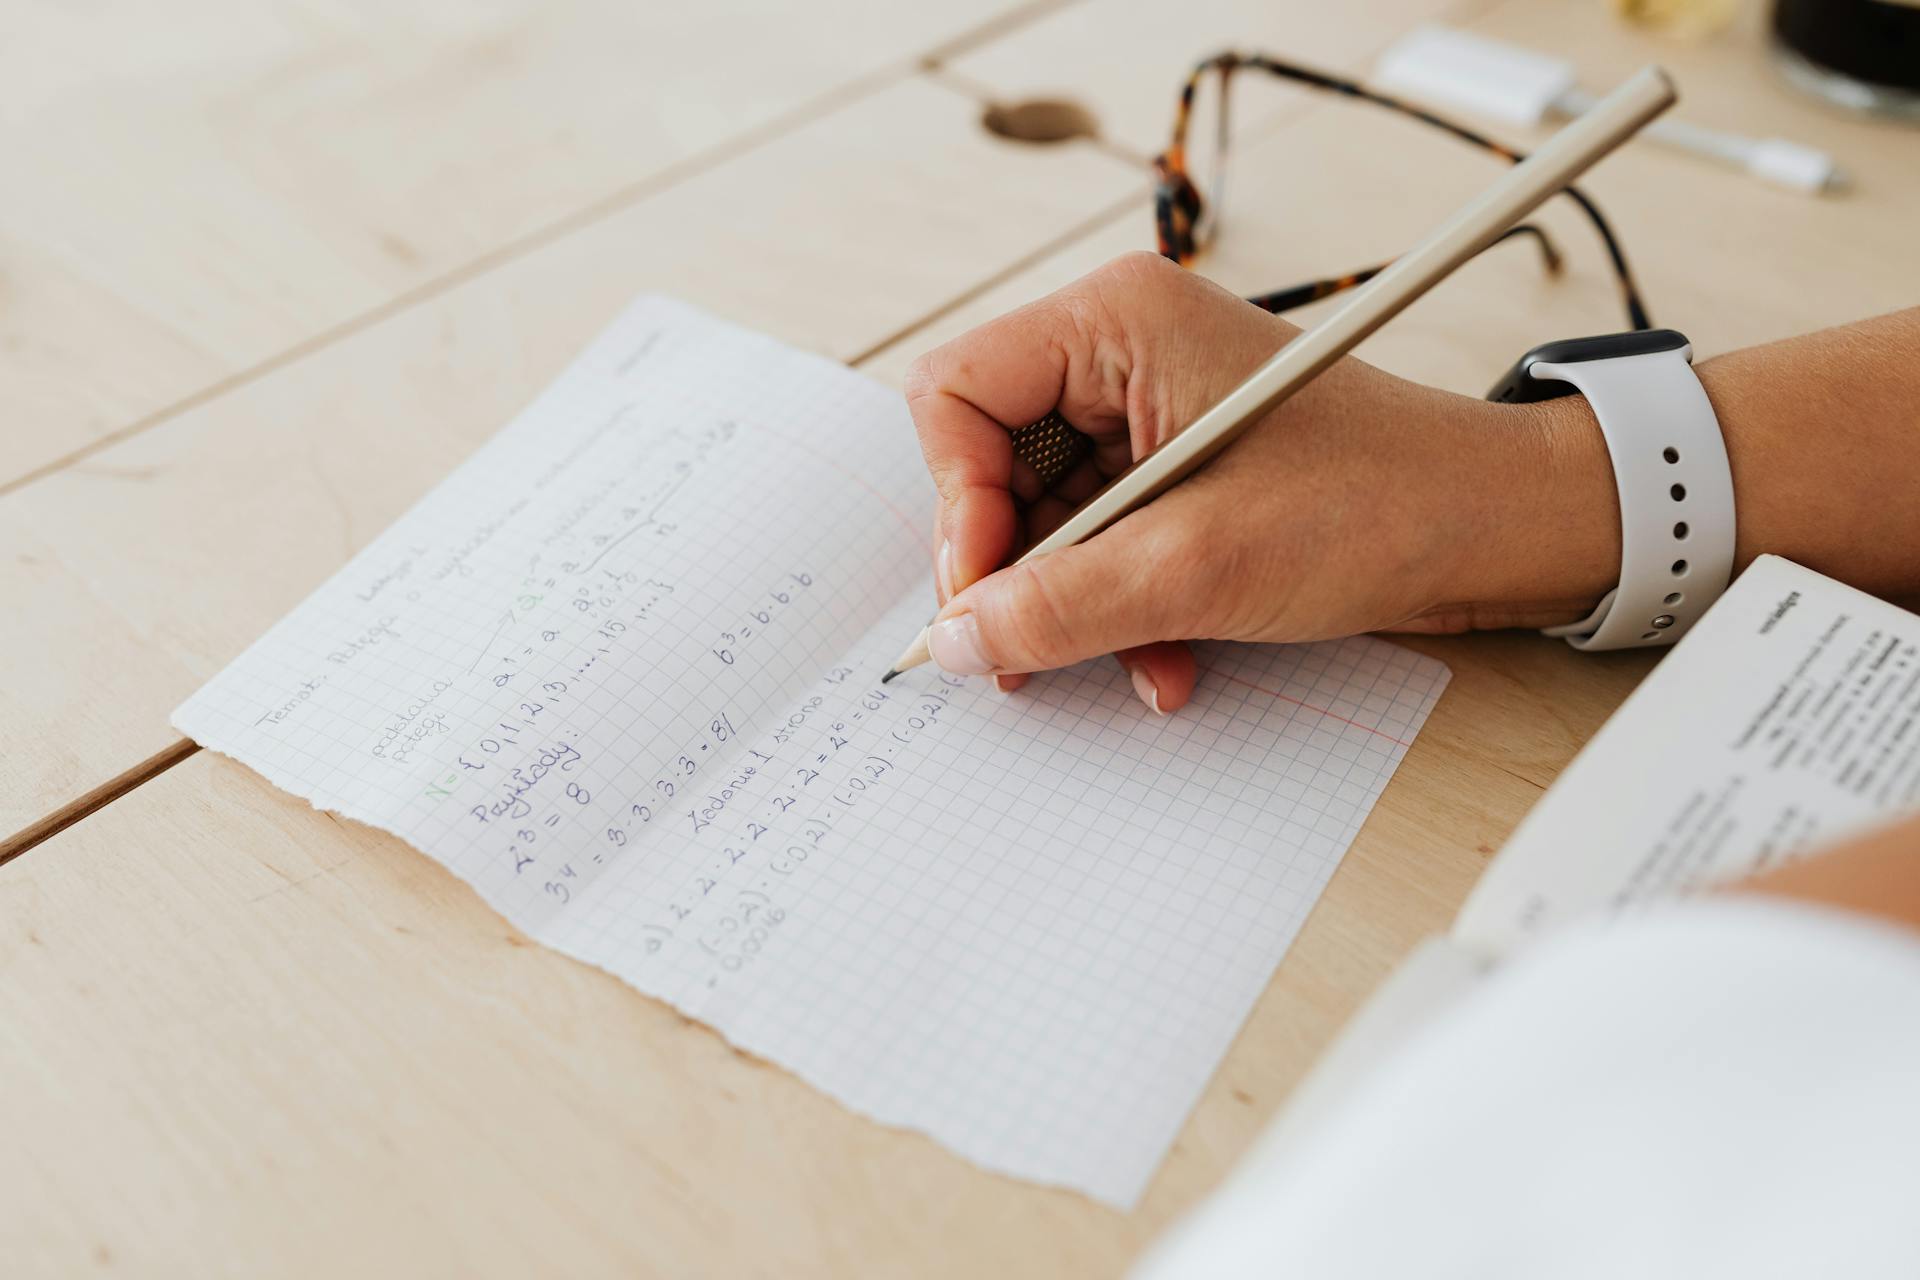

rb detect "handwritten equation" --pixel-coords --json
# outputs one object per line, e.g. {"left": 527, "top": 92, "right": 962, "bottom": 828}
{"left": 173, "top": 297, "right": 1450, "bottom": 1208}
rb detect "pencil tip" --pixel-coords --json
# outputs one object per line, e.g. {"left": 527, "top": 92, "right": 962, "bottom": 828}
{"left": 880, "top": 668, "right": 899, "bottom": 684}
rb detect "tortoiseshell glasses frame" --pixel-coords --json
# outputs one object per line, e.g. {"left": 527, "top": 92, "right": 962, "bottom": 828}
{"left": 1154, "top": 51, "right": 1653, "bottom": 330}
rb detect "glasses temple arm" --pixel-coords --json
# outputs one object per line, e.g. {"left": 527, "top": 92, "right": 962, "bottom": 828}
{"left": 1243, "top": 223, "right": 1564, "bottom": 315}
{"left": 1170, "top": 51, "right": 1654, "bottom": 329}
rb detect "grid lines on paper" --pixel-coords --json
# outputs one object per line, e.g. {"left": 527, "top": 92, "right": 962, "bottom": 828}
{"left": 172, "top": 297, "right": 1451, "bottom": 1210}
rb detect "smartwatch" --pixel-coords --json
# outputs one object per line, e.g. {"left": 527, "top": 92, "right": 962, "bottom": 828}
{"left": 1487, "top": 329, "right": 1735, "bottom": 651}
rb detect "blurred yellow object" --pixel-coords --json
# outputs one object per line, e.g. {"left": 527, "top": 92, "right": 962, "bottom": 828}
{"left": 1612, "top": 0, "right": 1741, "bottom": 38}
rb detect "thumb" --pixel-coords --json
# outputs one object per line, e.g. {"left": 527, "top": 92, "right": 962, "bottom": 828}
{"left": 926, "top": 512, "right": 1203, "bottom": 681}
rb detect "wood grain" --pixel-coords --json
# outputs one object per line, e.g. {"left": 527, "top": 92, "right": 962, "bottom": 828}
{"left": 940, "top": 0, "right": 1470, "bottom": 158}
{"left": 916, "top": 0, "right": 1920, "bottom": 395}
{"left": 4, "top": 0, "right": 1918, "bottom": 1272}
{"left": 0, "top": 644, "right": 1616, "bottom": 1276}
{"left": 0, "top": 0, "right": 1044, "bottom": 489}
{"left": 0, "top": 751, "right": 1138, "bottom": 1276}
{"left": 0, "top": 74, "right": 1141, "bottom": 839}
{"left": 0, "top": 741, "right": 198, "bottom": 869}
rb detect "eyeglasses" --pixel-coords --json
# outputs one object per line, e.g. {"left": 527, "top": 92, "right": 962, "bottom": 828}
{"left": 1153, "top": 51, "right": 1653, "bottom": 330}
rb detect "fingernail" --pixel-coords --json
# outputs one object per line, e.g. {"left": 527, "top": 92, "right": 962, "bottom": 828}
{"left": 993, "top": 674, "right": 1017, "bottom": 695}
{"left": 1130, "top": 667, "right": 1165, "bottom": 715}
{"left": 928, "top": 612, "right": 994, "bottom": 675}
{"left": 936, "top": 540, "right": 955, "bottom": 602}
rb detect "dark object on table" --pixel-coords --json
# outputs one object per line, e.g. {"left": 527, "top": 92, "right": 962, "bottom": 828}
{"left": 1773, "top": 0, "right": 1920, "bottom": 119}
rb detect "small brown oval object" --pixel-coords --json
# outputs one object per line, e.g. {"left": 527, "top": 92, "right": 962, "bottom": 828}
{"left": 981, "top": 99, "right": 1099, "bottom": 145}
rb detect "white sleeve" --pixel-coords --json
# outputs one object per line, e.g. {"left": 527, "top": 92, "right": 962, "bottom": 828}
{"left": 1135, "top": 898, "right": 1920, "bottom": 1280}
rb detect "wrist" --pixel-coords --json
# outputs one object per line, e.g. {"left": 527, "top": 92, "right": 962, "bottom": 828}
{"left": 1427, "top": 391, "right": 1620, "bottom": 630}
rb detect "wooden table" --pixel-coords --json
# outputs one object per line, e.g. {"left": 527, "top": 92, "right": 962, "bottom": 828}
{"left": 4, "top": 1, "right": 1914, "bottom": 1273}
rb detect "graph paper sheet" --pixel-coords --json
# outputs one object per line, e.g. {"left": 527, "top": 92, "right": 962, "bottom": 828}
{"left": 174, "top": 296, "right": 1450, "bottom": 1207}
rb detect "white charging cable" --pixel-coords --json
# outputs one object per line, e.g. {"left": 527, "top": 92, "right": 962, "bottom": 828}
{"left": 1375, "top": 26, "right": 1844, "bottom": 195}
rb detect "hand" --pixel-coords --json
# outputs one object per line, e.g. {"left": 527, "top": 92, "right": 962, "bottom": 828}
{"left": 903, "top": 252, "right": 1620, "bottom": 712}
{"left": 1743, "top": 811, "right": 1920, "bottom": 933}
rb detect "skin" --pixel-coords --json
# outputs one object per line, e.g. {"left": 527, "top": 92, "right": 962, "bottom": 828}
{"left": 904, "top": 251, "right": 1920, "bottom": 710}
{"left": 904, "top": 251, "right": 1920, "bottom": 917}
{"left": 1745, "top": 812, "right": 1920, "bottom": 932}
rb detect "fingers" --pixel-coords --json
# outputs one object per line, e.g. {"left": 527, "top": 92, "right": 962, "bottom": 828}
{"left": 933, "top": 515, "right": 951, "bottom": 602}
{"left": 985, "top": 643, "right": 1194, "bottom": 712}
{"left": 919, "top": 409, "right": 1016, "bottom": 602}
{"left": 903, "top": 252, "right": 1274, "bottom": 713}
{"left": 925, "top": 501, "right": 1209, "bottom": 687}
{"left": 1115, "top": 641, "right": 1198, "bottom": 714}
{"left": 1016, "top": 457, "right": 1106, "bottom": 547}
{"left": 905, "top": 270, "right": 1142, "bottom": 595}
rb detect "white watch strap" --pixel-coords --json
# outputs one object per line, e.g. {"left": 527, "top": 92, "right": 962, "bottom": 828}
{"left": 1534, "top": 345, "right": 1734, "bottom": 650}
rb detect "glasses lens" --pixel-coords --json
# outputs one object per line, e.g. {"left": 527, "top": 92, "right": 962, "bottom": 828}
{"left": 1184, "top": 68, "right": 1230, "bottom": 244}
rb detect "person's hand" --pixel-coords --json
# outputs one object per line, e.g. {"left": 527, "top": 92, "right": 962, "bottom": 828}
{"left": 1743, "top": 811, "right": 1920, "bottom": 933}
{"left": 902, "top": 251, "right": 1620, "bottom": 712}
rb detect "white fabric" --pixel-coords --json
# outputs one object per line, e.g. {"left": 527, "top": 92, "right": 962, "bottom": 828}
{"left": 1136, "top": 899, "right": 1920, "bottom": 1279}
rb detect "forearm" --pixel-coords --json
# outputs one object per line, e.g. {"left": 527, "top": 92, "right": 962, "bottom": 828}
{"left": 1701, "top": 308, "right": 1920, "bottom": 605}
{"left": 1741, "top": 811, "right": 1920, "bottom": 934}
{"left": 1463, "top": 308, "right": 1920, "bottom": 624}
